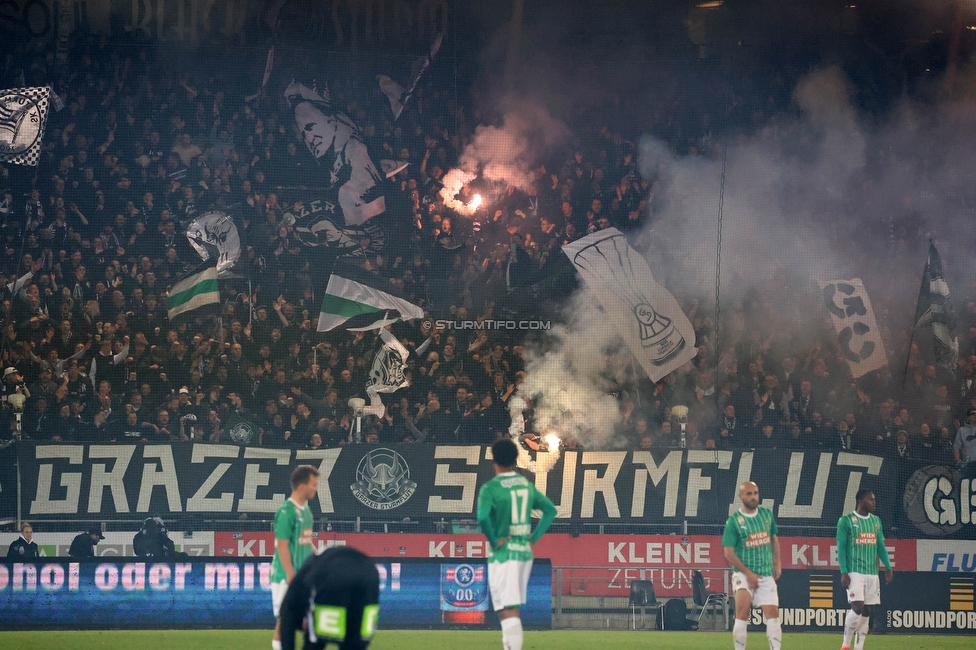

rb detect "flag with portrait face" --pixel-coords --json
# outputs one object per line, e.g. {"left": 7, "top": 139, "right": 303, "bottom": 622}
{"left": 284, "top": 82, "right": 385, "bottom": 227}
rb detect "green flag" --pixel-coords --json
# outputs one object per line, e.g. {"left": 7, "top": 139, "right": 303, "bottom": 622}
{"left": 318, "top": 273, "right": 423, "bottom": 332}
{"left": 167, "top": 264, "right": 219, "bottom": 321}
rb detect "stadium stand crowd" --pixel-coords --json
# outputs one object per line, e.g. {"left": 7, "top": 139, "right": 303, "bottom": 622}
{"left": 1, "top": 38, "right": 975, "bottom": 469}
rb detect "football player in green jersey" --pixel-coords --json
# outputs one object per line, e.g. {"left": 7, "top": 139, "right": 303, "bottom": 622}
{"left": 477, "top": 438, "right": 557, "bottom": 650}
{"left": 271, "top": 465, "right": 320, "bottom": 650}
{"left": 838, "top": 489, "right": 893, "bottom": 650}
{"left": 722, "top": 481, "right": 782, "bottom": 650}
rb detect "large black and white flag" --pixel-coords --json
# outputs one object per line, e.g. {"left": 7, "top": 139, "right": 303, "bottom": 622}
{"left": 366, "top": 328, "right": 410, "bottom": 394}
{"left": 913, "top": 241, "right": 958, "bottom": 375}
{"left": 562, "top": 228, "right": 696, "bottom": 382}
{"left": 377, "top": 33, "right": 443, "bottom": 121}
{"left": 0, "top": 86, "right": 52, "bottom": 166}
{"left": 185, "top": 211, "right": 242, "bottom": 278}
{"left": 284, "top": 82, "right": 385, "bottom": 226}
{"left": 287, "top": 195, "right": 386, "bottom": 256}
{"left": 819, "top": 278, "right": 887, "bottom": 378}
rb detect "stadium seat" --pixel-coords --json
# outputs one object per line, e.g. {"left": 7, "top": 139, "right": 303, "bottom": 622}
{"left": 628, "top": 579, "right": 660, "bottom": 630}
{"left": 691, "top": 570, "right": 730, "bottom": 630}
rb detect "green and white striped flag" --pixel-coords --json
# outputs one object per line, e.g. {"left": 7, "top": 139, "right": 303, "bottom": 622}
{"left": 167, "top": 264, "right": 219, "bottom": 321}
{"left": 318, "top": 273, "right": 423, "bottom": 332}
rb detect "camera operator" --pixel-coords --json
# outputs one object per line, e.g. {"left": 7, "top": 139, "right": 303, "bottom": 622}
{"left": 133, "top": 517, "right": 188, "bottom": 559}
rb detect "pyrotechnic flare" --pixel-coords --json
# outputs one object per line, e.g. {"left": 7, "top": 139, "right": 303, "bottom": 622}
{"left": 438, "top": 169, "right": 478, "bottom": 214}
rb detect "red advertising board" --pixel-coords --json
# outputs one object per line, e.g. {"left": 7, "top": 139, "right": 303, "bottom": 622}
{"left": 214, "top": 532, "right": 916, "bottom": 598}
{"left": 214, "top": 532, "right": 916, "bottom": 597}
{"left": 214, "top": 532, "right": 916, "bottom": 570}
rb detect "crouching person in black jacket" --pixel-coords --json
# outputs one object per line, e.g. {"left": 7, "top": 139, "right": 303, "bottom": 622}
{"left": 278, "top": 547, "right": 380, "bottom": 650}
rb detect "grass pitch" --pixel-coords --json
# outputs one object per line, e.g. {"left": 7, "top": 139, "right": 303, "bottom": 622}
{"left": 0, "top": 630, "right": 967, "bottom": 649}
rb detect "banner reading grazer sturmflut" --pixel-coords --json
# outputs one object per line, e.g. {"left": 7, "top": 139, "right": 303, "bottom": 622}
{"left": 15, "top": 443, "right": 901, "bottom": 526}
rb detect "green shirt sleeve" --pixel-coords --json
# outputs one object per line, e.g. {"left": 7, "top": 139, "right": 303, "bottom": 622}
{"left": 768, "top": 510, "right": 779, "bottom": 536}
{"left": 529, "top": 485, "right": 557, "bottom": 545}
{"left": 837, "top": 516, "right": 851, "bottom": 574}
{"left": 876, "top": 519, "right": 892, "bottom": 570}
{"left": 721, "top": 516, "right": 738, "bottom": 548}
{"left": 477, "top": 482, "right": 498, "bottom": 550}
{"left": 274, "top": 503, "right": 295, "bottom": 540}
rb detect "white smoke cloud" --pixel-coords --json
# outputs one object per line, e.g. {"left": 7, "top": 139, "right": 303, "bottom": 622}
{"left": 509, "top": 291, "right": 626, "bottom": 448}
{"left": 439, "top": 100, "right": 570, "bottom": 215}
{"left": 501, "top": 57, "right": 976, "bottom": 448}
{"left": 636, "top": 67, "right": 874, "bottom": 303}
{"left": 438, "top": 168, "right": 478, "bottom": 215}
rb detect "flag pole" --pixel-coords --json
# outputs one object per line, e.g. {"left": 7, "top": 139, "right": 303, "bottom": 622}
{"left": 902, "top": 240, "right": 931, "bottom": 388}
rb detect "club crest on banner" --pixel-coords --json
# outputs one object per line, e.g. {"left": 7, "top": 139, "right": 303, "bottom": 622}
{"left": 350, "top": 448, "right": 417, "bottom": 510}
{"left": 227, "top": 417, "right": 257, "bottom": 445}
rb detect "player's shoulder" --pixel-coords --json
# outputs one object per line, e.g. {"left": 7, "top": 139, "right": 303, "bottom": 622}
{"left": 481, "top": 473, "right": 502, "bottom": 489}
{"left": 275, "top": 497, "right": 298, "bottom": 516}
{"left": 757, "top": 505, "right": 777, "bottom": 520}
{"left": 724, "top": 510, "right": 746, "bottom": 529}
{"left": 493, "top": 472, "right": 530, "bottom": 488}
{"left": 478, "top": 474, "right": 501, "bottom": 495}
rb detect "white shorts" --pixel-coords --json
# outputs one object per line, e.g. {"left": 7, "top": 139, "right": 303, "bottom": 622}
{"left": 731, "top": 572, "right": 779, "bottom": 607}
{"left": 846, "top": 572, "right": 881, "bottom": 605}
{"left": 488, "top": 560, "right": 532, "bottom": 611}
{"left": 271, "top": 580, "right": 289, "bottom": 618}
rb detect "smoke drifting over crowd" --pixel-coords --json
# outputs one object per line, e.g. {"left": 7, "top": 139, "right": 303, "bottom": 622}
{"left": 487, "top": 56, "right": 976, "bottom": 448}
{"left": 509, "top": 292, "right": 626, "bottom": 449}
{"left": 440, "top": 101, "right": 570, "bottom": 214}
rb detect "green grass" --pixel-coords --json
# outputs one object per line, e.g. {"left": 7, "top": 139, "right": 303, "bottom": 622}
{"left": 0, "top": 630, "right": 968, "bottom": 650}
